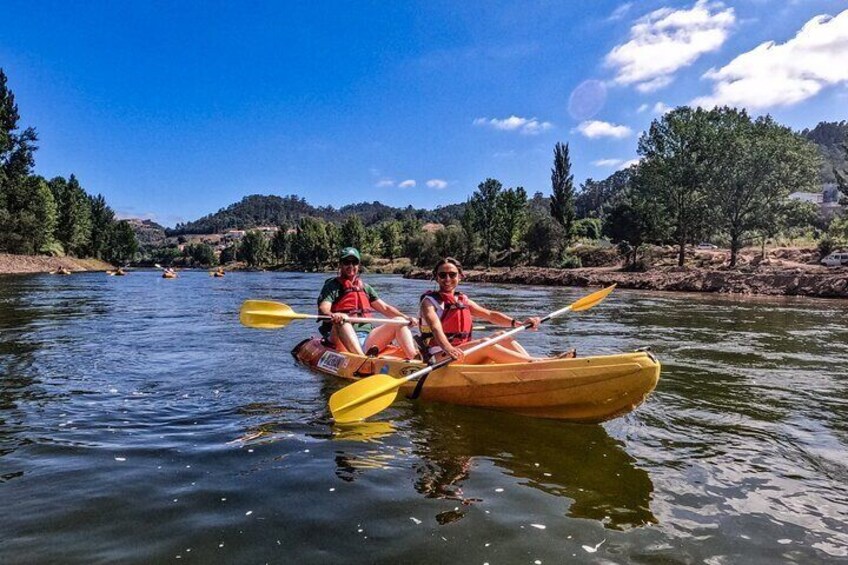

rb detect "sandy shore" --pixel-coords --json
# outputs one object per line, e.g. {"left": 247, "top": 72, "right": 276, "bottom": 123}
{"left": 0, "top": 253, "right": 113, "bottom": 275}
{"left": 405, "top": 265, "right": 848, "bottom": 299}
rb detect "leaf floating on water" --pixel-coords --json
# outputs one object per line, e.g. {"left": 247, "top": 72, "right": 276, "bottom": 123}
{"left": 530, "top": 524, "right": 546, "bottom": 530}
{"left": 409, "top": 517, "right": 422, "bottom": 525}
{"left": 582, "top": 539, "right": 606, "bottom": 553}
{"left": 436, "top": 509, "right": 466, "bottom": 525}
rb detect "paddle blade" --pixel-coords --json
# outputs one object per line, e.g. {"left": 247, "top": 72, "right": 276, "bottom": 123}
{"left": 239, "top": 300, "right": 306, "bottom": 329}
{"left": 570, "top": 284, "right": 616, "bottom": 312}
{"left": 329, "top": 374, "right": 403, "bottom": 424}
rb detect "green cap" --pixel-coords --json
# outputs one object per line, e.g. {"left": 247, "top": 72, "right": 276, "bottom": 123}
{"left": 339, "top": 247, "right": 361, "bottom": 261}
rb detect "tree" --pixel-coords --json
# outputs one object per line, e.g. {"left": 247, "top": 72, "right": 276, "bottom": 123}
{"left": 638, "top": 107, "right": 714, "bottom": 266}
{"left": 87, "top": 194, "right": 115, "bottom": 259}
{"left": 550, "top": 142, "right": 577, "bottom": 244}
{"left": 239, "top": 230, "right": 270, "bottom": 268}
{"left": 498, "top": 186, "right": 528, "bottom": 265}
{"left": 575, "top": 168, "right": 633, "bottom": 219}
{"left": 574, "top": 218, "right": 602, "bottom": 240}
{"left": 0, "top": 175, "right": 57, "bottom": 254}
{"left": 469, "top": 178, "right": 503, "bottom": 267}
{"left": 524, "top": 217, "right": 561, "bottom": 267}
{"left": 709, "top": 110, "right": 819, "bottom": 266}
{"left": 434, "top": 225, "right": 466, "bottom": 260}
{"left": 340, "top": 215, "right": 366, "bottom": 250}
{"left": 602, "top": 169, "right": 668, "bottom": 268}
{"left": 270, "top": 228, "right": 289, "bottom": 263}
{"left": 0, "top": 68, "right": 43, "bottom": 254}
{"left": 54, "top": 175, "right": 92, "bottom": 256}
{"left": 835, "top": 142, "right": 848, "bottom": 206}
{"left": 291, "top": 217, "right": 331, "bottom": 270}
{"left": 184, "top": 242, "right": 216, "bottom": 266}
{"left": 106, "top": 220, "right": 138, "bottom": 264}
{"left": 379, "top": 221, "right": 402, "bottom": 261}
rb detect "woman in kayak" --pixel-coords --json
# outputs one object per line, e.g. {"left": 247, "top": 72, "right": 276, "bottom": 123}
{"left": 419, "top": 257, "right": 570, "bottom": 364}
{"left": 318, "top": 247, "right": 419, "bottom": 359}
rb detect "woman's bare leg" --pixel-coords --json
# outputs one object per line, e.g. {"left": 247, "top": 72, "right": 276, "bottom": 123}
{"left": 364, "top": 318, "right": 418, "bottom": 359}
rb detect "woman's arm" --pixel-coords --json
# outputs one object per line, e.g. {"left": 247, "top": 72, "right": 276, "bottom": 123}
{"left": 421, "top": 300, "right": 464, "bottom": 360}
{"left": 467, "top": 299, "right": 540, "bottom": 329}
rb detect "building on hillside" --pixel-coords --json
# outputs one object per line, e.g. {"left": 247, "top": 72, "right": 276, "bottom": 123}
{"left": 255, "top": 226, "right": 279, "bottom": 235}
{"left": 787, "top": 191, "right": 823, "bottom": 204}
{"left": 223, "top": 230, "right": 246, "bottom": 241}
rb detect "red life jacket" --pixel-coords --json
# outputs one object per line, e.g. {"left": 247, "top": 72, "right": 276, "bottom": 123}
{"left": 330, "top": 277, "right": 373, "bottom": 317}
{"left": 419, "top": 290, "right": 473, "bottom": 346}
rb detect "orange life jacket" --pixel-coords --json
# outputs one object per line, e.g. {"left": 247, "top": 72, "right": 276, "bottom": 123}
{"left": 419, "top": 290, "right": 473, "bottom": 347}
{"left": 331, "top": 277, "right": 373, "bottom": 317}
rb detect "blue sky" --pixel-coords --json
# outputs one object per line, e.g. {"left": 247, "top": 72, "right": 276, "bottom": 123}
{"left": 2, "top": 0, "right": 847, "bottom": 226}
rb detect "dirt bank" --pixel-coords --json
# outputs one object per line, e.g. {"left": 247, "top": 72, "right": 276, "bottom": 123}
{"left": 0, "top": 253, "right": 113, "bottom": 275}
{"left": 405, "top": 265, "right": 848, "bottom": 299}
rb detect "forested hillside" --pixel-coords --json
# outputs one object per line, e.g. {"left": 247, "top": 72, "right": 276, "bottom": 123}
{"left": 801, "top": 121, "right": 848, "bottom": 184}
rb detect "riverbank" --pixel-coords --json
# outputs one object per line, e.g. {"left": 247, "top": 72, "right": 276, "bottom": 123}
{"left": 405, "top": 265, "right": 848, "bottom": 298}
{"left": 0, "top": 253, "right": 113, "bottom": 275}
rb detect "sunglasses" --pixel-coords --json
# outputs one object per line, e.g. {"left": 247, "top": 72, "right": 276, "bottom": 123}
{"left": 437, "top": 271, "right": 458, "bottom": 280}
{"left": 341, "top": 259, "right": 360, "bottom": 266}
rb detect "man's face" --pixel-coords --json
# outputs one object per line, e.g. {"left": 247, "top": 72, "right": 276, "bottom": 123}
{"left": 340, "top": 257, "right": 360, "bottom": 278}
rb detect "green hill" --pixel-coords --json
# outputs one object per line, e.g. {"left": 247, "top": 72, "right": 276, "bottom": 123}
{"left": 801, "top": 120, "right": 848, "bottom": 184}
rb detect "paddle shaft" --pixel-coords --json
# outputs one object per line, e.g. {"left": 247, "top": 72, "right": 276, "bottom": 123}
{"left": 310, "top": 313, "right": 411, "bottom": 326}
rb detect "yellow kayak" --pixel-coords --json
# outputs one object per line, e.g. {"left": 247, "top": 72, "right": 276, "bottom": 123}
{"left": 292, "top": 337, "right": 660, "bottom": 423}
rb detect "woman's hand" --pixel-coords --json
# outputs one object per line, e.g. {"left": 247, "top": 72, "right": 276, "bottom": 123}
{"left": 444, "top": 345, "right": 465, "bottom": 362}
{"left": 331, "top": 312, "right": 349, "bottom": 325}
{"left": 405, "top": 317, "right": 419, "bottom": 328}
{"left": 524, "top": 316, "right": 541, "bottom": 330}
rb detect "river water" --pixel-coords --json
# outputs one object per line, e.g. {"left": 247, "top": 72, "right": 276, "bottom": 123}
{"left": 1, "top": 271, "right": 846, "bottom": 563}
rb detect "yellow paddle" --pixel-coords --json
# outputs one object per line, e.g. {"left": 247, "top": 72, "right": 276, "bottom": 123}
{"left": 239, "top": 300, "right": 414, "bottom": 330}
{"left": 329, "top": 284, "right": 617, "bottom": 423}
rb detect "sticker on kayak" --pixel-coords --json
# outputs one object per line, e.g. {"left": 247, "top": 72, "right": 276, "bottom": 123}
{"left": 317, "top": 351, "right": 348, "bottom": 374}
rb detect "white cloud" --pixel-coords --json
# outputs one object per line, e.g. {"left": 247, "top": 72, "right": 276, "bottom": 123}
{"left": 637, "top": 103, "right": 650, "bottom": 113}
{"left": 693, "top": 9, "right": 848, "bottom": 110}
{"left": 609, "top": 2, "right": 633, "bottom": 22}
{"left": 574, "top": 120, "right": 633, "bottom": 139}
{"left": 426, "top": 179, "right": 448, "bottom": 189}
{"left": 375, "top": 178, "right": 395, "bottom": 188}
{"left": 473, "top": 115, "right": 553, "bottom": 135}
{"left": 398, "top": 179, "right": 416, "bottom": 188}
{"left": 593, "top": 158, "right": 624, "bottom": 167}
{"left": 606, "top": 0, "right": 736, "bottom": 92}
{"left": 653, "top": 102, "right": 671, "bottom": 114}
{"left": 619, "top": 158, "right": 641, "bottom": 170}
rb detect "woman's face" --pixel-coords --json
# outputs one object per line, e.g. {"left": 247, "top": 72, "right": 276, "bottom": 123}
{"left": 435, "top": 262, "right": 461, "bottom": 292}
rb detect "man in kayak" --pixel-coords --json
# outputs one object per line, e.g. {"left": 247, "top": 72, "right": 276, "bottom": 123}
{"left": 318, "top": 247, "right": 419, "bottom": 359}
{"left": 419, "top": 257, "right": 574, "bottom": 364}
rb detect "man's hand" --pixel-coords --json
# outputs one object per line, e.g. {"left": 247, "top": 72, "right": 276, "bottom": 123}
{"left": 331, "top": 312, "right": 349, "bottom": 325}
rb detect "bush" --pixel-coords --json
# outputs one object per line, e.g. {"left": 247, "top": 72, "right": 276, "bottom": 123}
{"left": 818, "top": 235, "right": 835, "bottom": 259}
{"left": 570, "top": 245, "right": 619, "bottom": 267}
{"left": 558, "top": 253, "right": 582, "bottom": 269}
{"left": 360, "top": 253, "right": 374, "bottom": 268}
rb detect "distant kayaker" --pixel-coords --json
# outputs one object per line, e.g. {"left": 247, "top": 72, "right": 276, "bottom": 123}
{"left": 318, "top": 247, "right": 419, "bottom": 359}
{"left": 419, "top": 257, "right": 573, "bottom": 364}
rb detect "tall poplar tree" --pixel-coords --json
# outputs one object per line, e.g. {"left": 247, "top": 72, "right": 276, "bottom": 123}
{"left": 549, "top": 142, "right": 576, "bottom": 245}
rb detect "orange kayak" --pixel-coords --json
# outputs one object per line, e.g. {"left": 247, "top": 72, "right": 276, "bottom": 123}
{"left": 292, "top": 337, "right": 660, "bottom": 423}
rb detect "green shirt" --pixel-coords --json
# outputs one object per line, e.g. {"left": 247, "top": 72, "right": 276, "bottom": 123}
{"left": 317, "top": 277, "right": 379, "bottom": 332}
